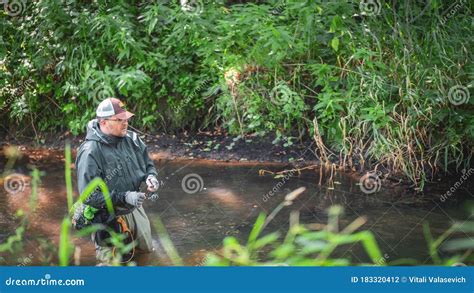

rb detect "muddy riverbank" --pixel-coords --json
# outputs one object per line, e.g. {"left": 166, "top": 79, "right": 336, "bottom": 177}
{"left": 1, "top": 130, "right": 317, "bottom": 164}
{"left": 2, "top": 129, "right": 473, "bottom": 203}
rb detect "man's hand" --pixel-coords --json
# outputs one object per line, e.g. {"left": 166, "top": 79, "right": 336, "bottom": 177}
{"left": 125, "top": 191, "right": 146, "bottom": 208}
{"left": 146, "top": 175, "right": 159, "bottom": 192}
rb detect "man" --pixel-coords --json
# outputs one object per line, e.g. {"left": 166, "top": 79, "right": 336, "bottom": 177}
{"left": 75, "top": 97, "right": 159, "bottom": 263}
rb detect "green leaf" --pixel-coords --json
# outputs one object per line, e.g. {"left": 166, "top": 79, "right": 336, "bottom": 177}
{"left": 59, "top": 218, "right": 73, "bottom": 266}
{"left": 331, "top": 37, "right": 339, "bottom": 52}
{"left": 253, "top": 232, "right": 280, "bottom": 250}
{"left": 247, "top": 213, "right": 266, "bottom": 246}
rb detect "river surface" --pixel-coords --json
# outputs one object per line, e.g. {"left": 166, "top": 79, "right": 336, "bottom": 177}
{"left": 0, "top": 152, "right": 472, "bottom": 266}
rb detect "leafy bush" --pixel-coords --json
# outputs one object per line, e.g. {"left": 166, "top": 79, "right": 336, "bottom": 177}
{"left": 1, "top": 0, "right": 472, "bottom": 187}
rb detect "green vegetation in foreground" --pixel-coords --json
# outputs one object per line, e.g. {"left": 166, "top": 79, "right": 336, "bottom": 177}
{"left": 1, "top": 1, "right": 472, "bottom": 187}
{"left": 0, "top": 146, "right": 473, "bottom": 266}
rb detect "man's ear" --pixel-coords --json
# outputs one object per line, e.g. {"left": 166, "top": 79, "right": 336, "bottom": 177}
{"left": 98, "top": 119, "right": 107, "bottom": 128}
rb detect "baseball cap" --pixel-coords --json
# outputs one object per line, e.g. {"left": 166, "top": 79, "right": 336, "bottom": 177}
{"left": 96, "top": 98, "right": 134, "bottom": 120}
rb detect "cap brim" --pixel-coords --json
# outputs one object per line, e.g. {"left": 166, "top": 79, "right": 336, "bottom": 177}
{"left": 115, "top": 111, "right": 134, "bottom": 120}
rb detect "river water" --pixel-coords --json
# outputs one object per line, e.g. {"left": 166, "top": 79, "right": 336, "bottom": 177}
{"left": 0, "top": 153, "right": 472, "bottom": 266}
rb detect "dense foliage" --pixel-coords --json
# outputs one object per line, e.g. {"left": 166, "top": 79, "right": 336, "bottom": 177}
{"left": 1, "top": 0, "right": 473, "bottom": 186}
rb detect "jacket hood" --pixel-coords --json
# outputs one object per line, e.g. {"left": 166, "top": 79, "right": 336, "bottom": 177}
{"left": 85, "top": 119, "right": 123, "bottom": 145}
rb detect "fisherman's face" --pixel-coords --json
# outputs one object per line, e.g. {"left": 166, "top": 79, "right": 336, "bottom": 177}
{"left": 101, "top": 115, "right": 129, "bottom": 137}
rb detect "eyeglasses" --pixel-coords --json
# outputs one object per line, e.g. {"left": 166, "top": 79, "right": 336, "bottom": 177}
{"left": 105, "top": 118, "right": 129, "bottom": 123}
